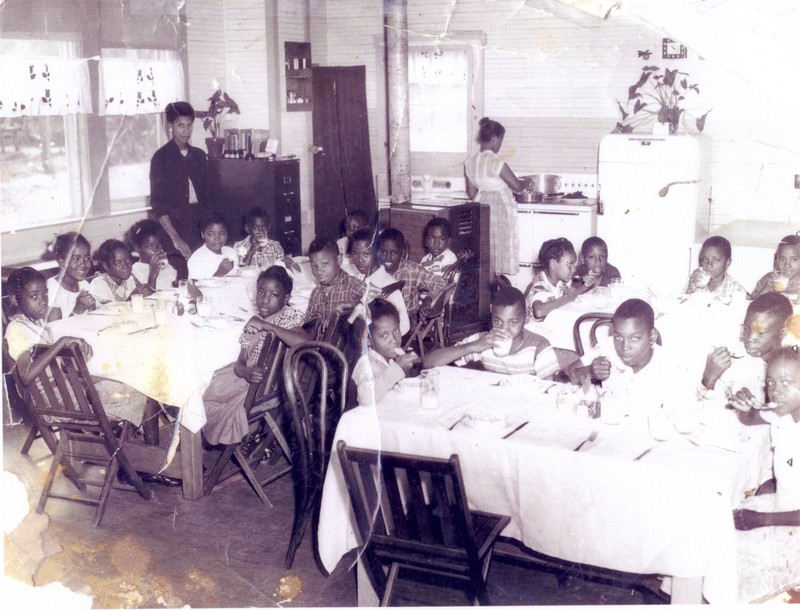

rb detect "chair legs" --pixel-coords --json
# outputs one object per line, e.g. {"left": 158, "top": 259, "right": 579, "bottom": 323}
{"left": 20, "top": 425, "right": 40, "bottom": 455}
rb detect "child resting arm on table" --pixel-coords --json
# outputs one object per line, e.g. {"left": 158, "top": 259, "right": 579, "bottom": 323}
{"left": 352, "top": 299, "right": 420, "bottom": 407}
{"left": 526, "top": 238, "right": 594, "bottom": 322}
{"left": 89, "top": 239, "right": 153, "bottom": 304}
{"left": 202, "top": 266, "right": 309, "bottom": 446}
{"left": 732, "top": 347, "right": 800, "bottom": 530}
{"left": 424, "top": 287, "right": 559, "bottom": 378}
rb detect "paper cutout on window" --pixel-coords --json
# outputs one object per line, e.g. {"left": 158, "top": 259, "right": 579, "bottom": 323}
{"left": 100, "top": 59, "right": 183, "bottom": 116}
{"left": 0, "top": 58, "right": 92, "bottom": 117}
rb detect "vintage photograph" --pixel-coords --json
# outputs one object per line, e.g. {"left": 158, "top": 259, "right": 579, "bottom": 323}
{"left": 2, "top": 0, "right": 799, "bottom": 607}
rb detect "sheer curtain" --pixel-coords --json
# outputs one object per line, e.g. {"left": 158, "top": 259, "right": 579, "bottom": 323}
{"left": 0, "top": 57, "right": 92, "bottom": 117}
{"left": 99, "top": 49, "right": 184, "bottom": 116}
{"left": 408, "top": 47, "right": 469, "bottom": 153}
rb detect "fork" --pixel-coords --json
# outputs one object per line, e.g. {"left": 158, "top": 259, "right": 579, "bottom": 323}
{"left": 573, "top": 430, "right": 598, "bottom": 452}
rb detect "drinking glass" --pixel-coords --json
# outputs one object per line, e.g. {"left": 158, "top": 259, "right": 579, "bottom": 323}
{"left": 492, "top": 333, "right": 513, "bottom": 357}
{"left": 592, "top": 286, "right": 610, "bottom": 309}
{"left": 420, "top": 369, "right": 440, "bottom": 410}
{"left": 130, "top": 293, "right": 144, "bottom": 314}
{"left": 154, "top": 297, "right": 169, "bottom": 325}
{"left": 648, "top": 408, "right": 674, "bottom": 441}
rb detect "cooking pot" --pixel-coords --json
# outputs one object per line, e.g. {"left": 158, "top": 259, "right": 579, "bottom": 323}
{"left": 527, "top": 174, "right": 561, "bottom": 196}
{"left": 514, "top": 191, "right": 544, "bottom": 203}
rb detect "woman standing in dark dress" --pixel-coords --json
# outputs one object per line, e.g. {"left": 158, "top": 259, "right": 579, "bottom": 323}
{"left": 149, "top": 102, "right": 207, "bottom": 262}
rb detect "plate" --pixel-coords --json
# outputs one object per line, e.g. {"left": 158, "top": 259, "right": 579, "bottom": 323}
{"left": 396, "top": 377, "right": 422, "bottom": 390}
{"left": 462, "top": 412, "right": 509, "bottom": 432}
{"left": 559, "top": 197, "right": 588, "bottom": 204}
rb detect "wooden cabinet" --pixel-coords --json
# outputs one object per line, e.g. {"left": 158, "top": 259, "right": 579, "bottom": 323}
{"left": 207, "top": 159, "right": 302, "bottom": 256}
{"left": 285, "top": 41, "right": 311, "bottom": 112}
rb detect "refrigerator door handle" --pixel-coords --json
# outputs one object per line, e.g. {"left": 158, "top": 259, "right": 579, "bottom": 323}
{"left": 532, "top": 210, "right": 580, "bottom": 216}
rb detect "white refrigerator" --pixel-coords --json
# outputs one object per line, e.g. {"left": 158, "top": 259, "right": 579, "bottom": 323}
{"left": 597, "top": 134, "right": 711, "bottom": 295}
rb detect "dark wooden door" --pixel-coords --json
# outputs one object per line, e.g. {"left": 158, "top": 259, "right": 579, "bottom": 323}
{"left": 312, "top": 66, "right": 376, "bottom": 239}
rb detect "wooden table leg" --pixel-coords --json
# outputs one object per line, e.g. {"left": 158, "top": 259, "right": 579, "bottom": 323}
{"left": 671, "top": 576, "right": 704, "bottom": 604}
{"left": 179, "top": 425, "right": 204, "bottom": 501}
{"left": 142, "top": 398, "right": 160, "bottom": 446}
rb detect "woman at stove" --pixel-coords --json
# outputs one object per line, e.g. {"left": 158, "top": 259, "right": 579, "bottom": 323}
{"left": 464, "top": 117, "right": 531, "bottom": 277}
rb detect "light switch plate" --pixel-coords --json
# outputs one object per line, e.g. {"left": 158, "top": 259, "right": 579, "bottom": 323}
{"left": 794, "top": 174, "right": 800, "bottom": 189}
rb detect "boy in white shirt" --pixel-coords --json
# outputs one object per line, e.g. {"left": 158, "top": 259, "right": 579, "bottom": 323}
{"left": 187, "top": 212, "right": 238, "bottom": 279}
{"left": 420, "top": 218, "right": 457, "bottom": 277}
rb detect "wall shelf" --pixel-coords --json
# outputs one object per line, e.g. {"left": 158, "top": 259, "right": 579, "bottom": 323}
{"left": 285, "top": 42, "right": 312, "bottom": 112}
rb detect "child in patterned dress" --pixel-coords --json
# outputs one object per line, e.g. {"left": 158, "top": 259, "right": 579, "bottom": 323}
{"left": 526, "top": 238, "right": 594, "bottom": 321}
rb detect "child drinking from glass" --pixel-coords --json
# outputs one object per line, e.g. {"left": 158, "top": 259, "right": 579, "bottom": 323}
{"left": 187, "top": 212, "right": 238, "bottom": 279}
{"left": 420, "top": 217, "right": 458, "bottom": 277}
{"left": 424, "top": 287, "right": 559, "bottom": 378}
{"left": 575, "top": 236, "right": 621, "bottom": 287}
{"left": 89, "top": 239, "right": 152, "bottom": 303}
{"left": 684, "top": 236, "right": 747, "bottom": 300}
{"left": 233, "top": 206, "right": 296, "bottom": 270}
{"left": 304, "top": 237, "right": 366, "bottom": 326}
{"left": 352, "top": 299, "right": 421, "bottom": 407}
{"left": 700, "top": 293, "right": 792, "bottom": 407}
{"left": 732, "top": 346, "right": 800, "bottom": 530}
{"left": 45, "top": 232, "right": 95, "bottom": 320}
{"left": 129, "top": 219, "right": 177, "bottom": 292}
{"left": 349, "top": 229, "right": 410, "bottom": 335}
{"left": 526, "top": 238, "right": 593, "bottom": 321}
{"left": 5, "top": 267, "right": 146, "bottom": 425}
{"left": 751, "top": 235, "right": 800, "bottom": 300}
{"left": 202, "top": 266, "right": 308, "bottom": 446}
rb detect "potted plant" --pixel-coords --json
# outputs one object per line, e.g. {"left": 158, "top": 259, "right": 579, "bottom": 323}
{"left": 195, "top": 88, "right": 240, "bottom": 158}
{"left": 612, "top": 62, "right": 711, "bottom": 135}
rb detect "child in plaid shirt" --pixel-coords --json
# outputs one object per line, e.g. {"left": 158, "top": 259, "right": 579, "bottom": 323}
{"left": 304, "top": 237, "right": 366, "bottom": 327}
{"left": 202, "top": 266, "right": 308, "bottom": 446}
{"left": 233, "top": 207, "right": 293, "bottom": 269}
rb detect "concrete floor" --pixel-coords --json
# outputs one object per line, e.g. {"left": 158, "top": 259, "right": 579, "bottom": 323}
{"left": 4, "top": 421, "right": 666, "bottom": 607}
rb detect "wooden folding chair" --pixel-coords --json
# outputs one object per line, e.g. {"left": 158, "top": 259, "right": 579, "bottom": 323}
{"left": 27, "top": 343, "right": 153, "bottom": 527}
{"left": 337, "top": 440, "right": 511, "bottom": 606}
{"left": 202, "top": 331, "right": 292, "bottom": 505}
{"left": 282, "top": 341, "right": 349, "bottom": 570}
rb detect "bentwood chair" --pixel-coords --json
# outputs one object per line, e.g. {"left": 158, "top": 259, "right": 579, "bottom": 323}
{"left": 282, "top": 342, "right": 349, "bottom": 570}
{"left": 337, "top": 441, "right": 511, "bottom": 606}
{"left": 202, "top": 331, "right": 292, "bottom": 506}
{"left": 403, "top": 281, "right": 459, "bottom": 357}
{"left": 27, "top": 343, "right": 153, "bottom": 527}
{"left": 572, "top": 312, "right": 662, "bottom": 358}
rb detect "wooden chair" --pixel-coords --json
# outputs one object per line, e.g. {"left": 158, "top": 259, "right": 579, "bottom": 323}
{"left": 27, "top": 343, "right": 153, "bottom": 527}
{"left": 403, "top": 281, "right": 459, "bottom": 356}
{"left": 337, "top": 440, "right": 511, "bottom": 606}
{"left": 202, "top": 331, "right": 292, "bottom": 506}
{"left": 282, "top": 341, "right": 349, "bottom": 570}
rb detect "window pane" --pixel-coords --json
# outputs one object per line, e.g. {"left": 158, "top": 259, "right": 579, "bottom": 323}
{"left": 105, "top": 113, "right": 163, "bottom": 210}
{"left": 0, "top": 116, "right": 76, "bottom": 231}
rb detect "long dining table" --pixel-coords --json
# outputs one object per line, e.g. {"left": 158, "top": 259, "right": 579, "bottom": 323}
{"left": 317, "top": 365, "right": 772, "bottom": 605}
{"left": 48, "top": 261, "right": 316, "bottom": 499}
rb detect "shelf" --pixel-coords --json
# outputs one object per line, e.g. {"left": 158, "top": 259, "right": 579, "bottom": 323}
{"left": 286, "top": 69, "right": 312, "bottom": 79}
{"left": 285, "top": 41, "right": 312, "bottom": 112}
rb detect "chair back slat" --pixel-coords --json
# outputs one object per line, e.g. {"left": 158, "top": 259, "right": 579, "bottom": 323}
{"left": 403, "top": 466, "right": 437, "bottom": 544}
{"left": 243, "top": 331, "right": 288, "bottom": 414}
{"left": 430, "top": 471, "right": 458, "bottom": 545}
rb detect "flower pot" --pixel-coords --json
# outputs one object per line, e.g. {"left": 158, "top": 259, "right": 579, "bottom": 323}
{"left": 205, "top": 137, "right": 225, "bottom": 158}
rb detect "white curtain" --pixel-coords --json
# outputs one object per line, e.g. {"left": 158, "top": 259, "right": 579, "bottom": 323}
{"left": 99, "top": 58, "right": 185, "bottom": 116}
{"left": 0, "top": 57, "right": 92, "bottom": 117}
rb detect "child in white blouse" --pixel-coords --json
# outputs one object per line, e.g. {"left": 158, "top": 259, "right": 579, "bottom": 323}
{"left": 420, "top": 217, "right": 457, "bottom": 277}
{"left": 6, "top": 267, "right": 146, "bottom": 425}
{"left": 45, "top": 232, "right": 96, "bottom": 321}
{"left": 187, "top": 213, "right": 238, "bottom": 280}
{"left": 526, "top": 238, "right": 594, "bottom": 321}
{"left": 89, "top": 239, "right": 152, "bottom": 304}
{"left": 129, "top": 219, "right": 177, "bottom": 291}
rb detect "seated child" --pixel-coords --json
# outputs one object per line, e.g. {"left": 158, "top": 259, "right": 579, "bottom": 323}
{"left": 303, "top": 236, "right": 366, "bottom": 327}
{"left": 378, "top": 228, "right": 445, "bottom": 320}
{"left": 337, "top": 210, "right": 369, "bottom": 256}
{"left": 732, "top": 346, "right": 800, "bottom": 530}
{"left": 202, "top": 266, "right": 308, "bottom": 446}
{"left": 423, "top": 287, "right": 559, "bottom": 378}
{"left": 45, "top": 232, "right": 96, "bottom": 321}
{"left": 526, "top": 238, "right": 592, "bottom": 321}
{"left": 187, "top": 212, "right": 238, "bottom": 280}
{"left": 129, "top": 219, "right": 178, "bottom": 291}
{"left": 351, "top": 299, "right": 421, "bottom": 407}
{"left": 349, "top": 228, "right": 410, "bottom": 335}
{"left": 566, "top": 298, "right": 689, "bottom": 410}
{"left": 575, "top": 236, "right": 621, "bottom": 287}
{"left": 420, "top": 217, "right": 458, "bottom": 277}
{"left": 233, "top": 206, "right": 294, "bottom": 270}
{"left": 751, "top": 235, "right": 800, "bottom": 299}
{"left": 89, "top": 239, "right": 152, "bottom": 303}
{"left": 6, "top": 267, "right": 146, "bottom": 426}
{"left": 700, "top": 293, "right": 792, "bottom": 405}
{"left": 684, "top": 236, "right": 747, "bottom": 300}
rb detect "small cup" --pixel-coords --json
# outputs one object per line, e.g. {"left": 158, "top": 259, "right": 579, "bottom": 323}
{"left": 648, "top": 410, "right": 674, "bottom": 441}
{"left": 592, "top": 286, "right": 610, "bottom": 309}
{"left": 154, "top": 297, "right": 169, "bottom": 325}
{"left": 694, "top": 268, "right": 711, "bottom": 288}
{"left": 420, "top": 369, "right": 440, "bottom": 410}
{"left": 773, "top": 274, "right": 789, "bottom": 293}
{"left": 672, "top": 406, "right": 698, "bottom": 435}
{"left": 492, "top": 333, "right": 513, "bottom": 357}
{"left": 130, "top": 293, "right": 145, "bottom": 314}
{"left": 196, "top": 296, "right": 214, "bottom": 317}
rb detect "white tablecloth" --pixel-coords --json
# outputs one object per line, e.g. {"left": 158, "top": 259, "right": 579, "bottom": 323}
{"left": 317, "top": 366, "right": 771, "bottom": 604}
{"left": 49, "top": 302, "right": 242, "bottom": 433}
